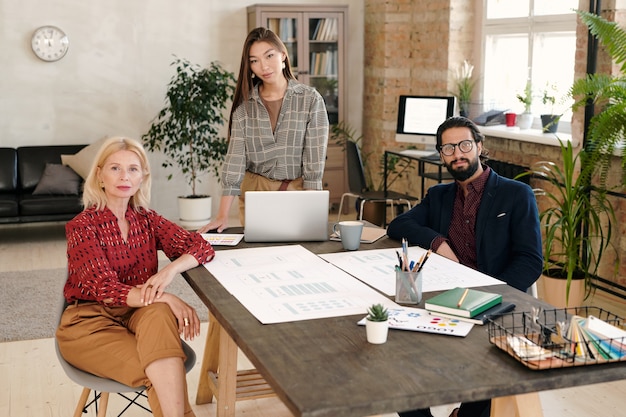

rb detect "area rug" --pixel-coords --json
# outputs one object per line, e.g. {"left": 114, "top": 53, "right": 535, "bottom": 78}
{"left": 0, "top": 266, "right": 209, "bottom": 342}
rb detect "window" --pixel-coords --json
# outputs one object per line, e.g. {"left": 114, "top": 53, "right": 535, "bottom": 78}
{"left": 482, "top": 0, "right": 578, "bottom": 130}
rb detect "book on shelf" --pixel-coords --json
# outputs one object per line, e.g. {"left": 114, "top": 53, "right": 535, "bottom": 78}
{"left": 425, "top": 287, "right": 502, "bottom": 318}
{"left": 428, "top": 301, "right": 515, "bottom": 325}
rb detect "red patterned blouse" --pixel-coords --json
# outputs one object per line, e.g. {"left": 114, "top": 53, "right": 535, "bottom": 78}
{"left": 63, "top": 206, "right": 215, "bottom": 306}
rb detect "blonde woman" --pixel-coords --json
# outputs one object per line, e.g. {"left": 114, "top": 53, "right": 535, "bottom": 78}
{"left": 56, "top": 137, "right": 214, "bottom": 417}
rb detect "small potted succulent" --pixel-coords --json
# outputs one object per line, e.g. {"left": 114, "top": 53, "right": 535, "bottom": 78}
{"left": 365, "top": 303, "right": 389, "bottom": 344}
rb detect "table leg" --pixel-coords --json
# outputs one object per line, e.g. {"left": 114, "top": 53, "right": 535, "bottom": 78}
{"left": 195, "top": 311, "right": 276, "bottom": 416}
{"left": 491, "top": 392, "right": 543, "bottom": 417}
{"left": 216, "top": 324, "right": 238, "bottom": 417}
{"left": 196, "top": 311, "right": 220, "bottom": 405}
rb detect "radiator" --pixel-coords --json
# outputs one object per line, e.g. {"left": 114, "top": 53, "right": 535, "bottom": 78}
{"left": 486, "top": 159, "right": 529, "bottom": 184}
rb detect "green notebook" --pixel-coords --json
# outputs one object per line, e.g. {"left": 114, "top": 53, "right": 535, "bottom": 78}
{"left": 425, "top": 287, "right": 502, "bottom": 318}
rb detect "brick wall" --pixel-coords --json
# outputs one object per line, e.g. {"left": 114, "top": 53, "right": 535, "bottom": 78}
{"left": 362, "top": 0, "right": 626, "bottom": 289}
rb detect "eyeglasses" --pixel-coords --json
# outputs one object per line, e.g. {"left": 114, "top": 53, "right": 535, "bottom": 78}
{"left": 438, "top": 139, "right": 475, "bottom": 156}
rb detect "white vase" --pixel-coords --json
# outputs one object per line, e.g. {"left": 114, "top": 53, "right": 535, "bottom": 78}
{"left": 178, "top": 195, "right": 212, "bottom": 230}
{"left": 365, "top": 319, "right": 389, "bottom": 344}
{"left": 517, "top": 112, "right": 533, "bottom": 129}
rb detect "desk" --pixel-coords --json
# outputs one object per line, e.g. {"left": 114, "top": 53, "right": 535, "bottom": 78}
{"left": 183, "top": 234, "right": 626, "bottom": 417}
{"left": 384, "top": 149, "right": 453, "bottom": 199}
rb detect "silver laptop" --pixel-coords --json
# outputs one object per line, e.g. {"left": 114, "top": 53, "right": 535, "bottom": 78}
{"left": 244, "top": 190, "right": 329, "bottom": 242}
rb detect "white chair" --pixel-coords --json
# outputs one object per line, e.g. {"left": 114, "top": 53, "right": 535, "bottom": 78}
{"left": 55, "top": 298, "right": 196, "bottom": 417}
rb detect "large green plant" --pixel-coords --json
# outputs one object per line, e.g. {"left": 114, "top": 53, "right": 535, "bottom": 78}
{"left": 330, "top": 121, "right": 414, "bottom": 191}
{"left": 143, "top": 57, "right": 235, "bottom": 196}
{"left": 571, "top": 10, "right": 626, "bottom": 187}
{"left": 519, "top": 140, "right": 616, "bottom": 305}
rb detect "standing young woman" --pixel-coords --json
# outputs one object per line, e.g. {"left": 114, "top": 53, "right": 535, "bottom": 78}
{"left": 198, "top": 27, "right": 329, "bottom": 233}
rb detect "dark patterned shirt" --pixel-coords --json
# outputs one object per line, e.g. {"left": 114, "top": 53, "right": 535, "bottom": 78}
{"left": 447, "top": 166, "right": 491, "bottom": 269}
{"left": 63, "top": 206, "right": 215, "bottom": 306}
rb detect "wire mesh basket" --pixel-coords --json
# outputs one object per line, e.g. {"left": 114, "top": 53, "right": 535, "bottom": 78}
{"left": 487, "top": 306, "right": 626, "bottom": 370}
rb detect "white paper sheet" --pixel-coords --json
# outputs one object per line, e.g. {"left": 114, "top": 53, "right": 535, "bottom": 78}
{"left": 320, "top": 247, "right": 503, "bottom": 296}
{"left": 204, "top": 244, "right": 398, "bottom": 324}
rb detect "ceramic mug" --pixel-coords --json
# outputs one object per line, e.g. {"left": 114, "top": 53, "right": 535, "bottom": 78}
{"left": 505, "top": 112, "right": 517, "bottom": 127}
{"left": 332, "top": 221, "right": 363, "bottom": 250}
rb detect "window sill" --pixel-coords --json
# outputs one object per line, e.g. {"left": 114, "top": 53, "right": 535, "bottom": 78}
{"left": 477, "top": 125, "right": 577, "bottom": 147}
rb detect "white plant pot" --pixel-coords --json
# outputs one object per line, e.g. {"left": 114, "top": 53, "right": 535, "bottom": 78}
{"left": 518, "top": 112, "right": 533, "bottom": 129}
{"left": 365, "top": 319, "right": 389, "bottom": 344}
{"left": 178, "top": 196, "right": 212, "bottom": 230}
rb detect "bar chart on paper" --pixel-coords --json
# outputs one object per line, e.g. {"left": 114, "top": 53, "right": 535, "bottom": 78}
{"left": 204, "top": 245, "right": 397, "bottom": 323}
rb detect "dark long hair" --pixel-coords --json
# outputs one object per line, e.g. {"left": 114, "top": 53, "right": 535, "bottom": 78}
{"left": 228, "top": 27, "right": 296, "bottom": 137}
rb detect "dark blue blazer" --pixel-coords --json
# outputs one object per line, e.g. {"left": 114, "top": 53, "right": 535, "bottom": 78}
{"left": 387, "top": 170, "right": 542, "bottom": 291}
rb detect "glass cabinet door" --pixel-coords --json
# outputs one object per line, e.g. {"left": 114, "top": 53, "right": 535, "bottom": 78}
{"left": 264, "top": 16, "right": 301, "bottom": 77}
{"left": 307, "top": 16, "right": 339, "bottom": 124}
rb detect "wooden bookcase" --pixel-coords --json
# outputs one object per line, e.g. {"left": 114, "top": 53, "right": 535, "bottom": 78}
{"left": 247, "top": 3, "right": 348, "bottom": 210}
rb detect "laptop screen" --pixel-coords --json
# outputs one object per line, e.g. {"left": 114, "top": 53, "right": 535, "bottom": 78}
{"left": 244, "top": 190, "right": 329, "bottom": 242}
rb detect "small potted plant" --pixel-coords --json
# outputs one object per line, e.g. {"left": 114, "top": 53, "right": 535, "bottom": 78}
{"left": 453, "top": 60, "right": 476, "bottom": 118}
{"left": 516, "top": 80, "right": 533, "bottom": 129}
{"left": 365, "top": 303, "right": 389, "bottom": 344}
{"left": 540, "top": 83, "right": 560, "bottom": 133}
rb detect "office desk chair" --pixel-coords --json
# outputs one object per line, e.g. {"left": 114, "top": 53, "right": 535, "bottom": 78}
{"left": 337, "top": 140, "right": 417, "bottom": 225}
{"left": 55, "top": 298, "right": 196, "bottom": 417}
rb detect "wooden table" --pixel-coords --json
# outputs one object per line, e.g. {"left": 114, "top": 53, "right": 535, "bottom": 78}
{"left": 183, "top": 233, "right": 626, "bottom": 417}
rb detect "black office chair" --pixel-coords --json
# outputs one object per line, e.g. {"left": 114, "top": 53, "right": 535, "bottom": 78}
{"left": 337, "top": 140, "right": 417, "bottom": 225}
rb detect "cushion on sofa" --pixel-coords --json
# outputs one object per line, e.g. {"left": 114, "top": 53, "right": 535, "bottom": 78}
{"left": 17, "top": 145, "right": 87, "bottom": 191}
{"left": 61, "top": 137, "right": 108, "bottom": 179}
{"left": 32, "top": 163, "right": 82, "bottom": 195}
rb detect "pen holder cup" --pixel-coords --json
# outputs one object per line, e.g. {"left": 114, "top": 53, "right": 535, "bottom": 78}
{"left": 395, "top": 270, "right": 423, "bottom": 304}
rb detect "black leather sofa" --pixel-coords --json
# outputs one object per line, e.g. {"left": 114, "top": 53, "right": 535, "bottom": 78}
{"left": 0, "top": 145, "right": 86, "bottom": 224}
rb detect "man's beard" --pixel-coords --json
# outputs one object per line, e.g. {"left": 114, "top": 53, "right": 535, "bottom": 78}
{"left": 444, "top": 155, "right": 480, "bottom": 182}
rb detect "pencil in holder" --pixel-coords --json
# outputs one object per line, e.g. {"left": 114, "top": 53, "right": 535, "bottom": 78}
{"left": 395, "top": 270, "right": 422, "bottom": 304}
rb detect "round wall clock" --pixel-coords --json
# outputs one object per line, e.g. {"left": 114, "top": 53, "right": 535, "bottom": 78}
{"left": 31, "top": 25, "right": 69, "bottom": 62}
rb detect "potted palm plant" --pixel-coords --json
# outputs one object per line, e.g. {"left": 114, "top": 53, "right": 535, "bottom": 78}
{"left": 519, "top": 140, "right": 616, "bottom": 307}
{"left": 365, "top": 303, "right": 389, "bottom": 344}
{"left": 571, "top": 10, "right": 626, "bottom": 188}
{"left": 143, "top": 57, "right": 235, "bottom": 229}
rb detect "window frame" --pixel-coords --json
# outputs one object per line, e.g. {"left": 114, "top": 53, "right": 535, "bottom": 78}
{"left": 478, "top": 0, "right": 578, "bottom": 134}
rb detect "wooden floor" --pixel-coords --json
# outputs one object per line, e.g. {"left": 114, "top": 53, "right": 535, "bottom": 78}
{"left": 1, "top": 216, "right": 625, "bottom": 417}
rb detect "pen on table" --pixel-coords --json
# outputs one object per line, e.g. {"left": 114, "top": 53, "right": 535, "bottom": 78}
{"left": 402, "top": 238, "right": 409, "bottom": 271}
{"left": 416, "top": 249, "right": 432, "bottom": 272}
{"left": 412, "top": 252, "right": 425, "bottom": 272}
{"left": 395, "top": 250, "right": 403, "bottom": 270}
{"left": 457, "top": 288, "right": 469, "bottom": 307}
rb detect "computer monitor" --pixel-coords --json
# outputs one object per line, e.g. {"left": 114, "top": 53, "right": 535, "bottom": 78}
{"left": 395, "top": 95, "right": 456, "bottom": 150}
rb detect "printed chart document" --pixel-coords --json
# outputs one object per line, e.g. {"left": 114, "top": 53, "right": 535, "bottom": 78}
{"left": 320, "top": 247, "right": 502, "bottom": 296}
{"left": 204, "top": 244, "right": 398, "bottom": 324}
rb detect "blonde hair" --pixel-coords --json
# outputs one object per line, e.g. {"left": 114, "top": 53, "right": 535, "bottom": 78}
{"left": 82, "top": 136, "right": 152, "bottom": 210}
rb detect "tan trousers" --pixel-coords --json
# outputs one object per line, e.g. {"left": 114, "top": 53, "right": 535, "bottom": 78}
{"left": 56, "top": 302, "right": 194, "bottom": 417}
{"left": 238, "top": 171, "right": 304, "bottom": 226}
